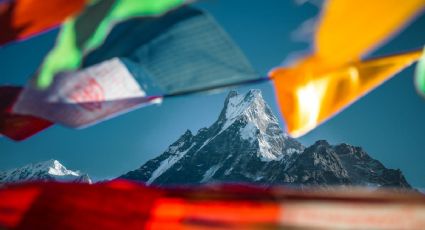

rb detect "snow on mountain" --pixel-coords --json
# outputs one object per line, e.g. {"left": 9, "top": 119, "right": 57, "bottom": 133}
{"left": 217, "top": 89, "right": 300, "bottom": 161}
{"left": 147, "top": 142, "right": 197, "bottom": 184}
{"left": 120, "top": 90, "right": 411, "bottom": 189}
{"left": 0, "top": 159, "right": 92, "bottom": 184}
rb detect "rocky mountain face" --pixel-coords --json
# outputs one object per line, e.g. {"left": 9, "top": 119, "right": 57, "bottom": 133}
{"left": 283, "top": 140, "right": 410, "bottom": 187}
{"left": 120, "top": 90, "right": 411, "bottom": 189}
{"left": 0, "top": 159, "right": 92, "bottom": 184}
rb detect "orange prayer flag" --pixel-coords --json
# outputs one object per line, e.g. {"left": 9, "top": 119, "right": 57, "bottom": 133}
{"left": 0, "top": 0, "right": 86, "bottom": 45}
{"left": 315, "top": 0, "right": 425, "bottom": 67}
{"left": 271, "top": 49, "right": 422, "bottom": 137}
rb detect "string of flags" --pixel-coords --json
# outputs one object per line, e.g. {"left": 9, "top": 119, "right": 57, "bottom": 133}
{"left": 270, "top": 0, "right": 425, "bottom": 136}
{"left": 0, "top": 0, "right": 424, "bottom": 141}
{"left": 1, "top": 1, "right": 425, "bottom": 229}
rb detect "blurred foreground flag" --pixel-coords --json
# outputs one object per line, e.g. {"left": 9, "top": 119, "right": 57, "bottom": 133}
{"left": 82, "top": 6, "right": 258, "bottom": 95}
{"left": 270, "top": 0, "right": 425, "bottom": 137}
{"left": 315, "top": 0, "right": 425, "bottom": 67}
{"left": 271, "top": 50, "right": 422, "bottom": 137}
{"left": 0, "top": 0, "right": 86, "bottom": 46}
{"left": 13, "top": 59, "right": 161, "bottom": 128}
{"left": 1, "top": 181, "right": 425, "bottom": 229}
{"left": 0, "top": 87, "right": 52, "bottom": 141}
{"left": 35, "top": 0, "right": 188, "bottom": 89}
{"left": 415, "top": 47, "right": 425, "bottom": 98}
{"left": 12, "top": 7, "right": 257, "bottom": 129}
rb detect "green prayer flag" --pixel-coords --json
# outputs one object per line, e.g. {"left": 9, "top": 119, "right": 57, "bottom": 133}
{"left": 36, "top": 0, "right": 186, "bottom": 89}
{"left": 415, "top": 47, "right": 425, "bottom": 98}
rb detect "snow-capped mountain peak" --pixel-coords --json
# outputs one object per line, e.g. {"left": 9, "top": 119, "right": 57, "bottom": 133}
{"left": 218, "top": 90, "right": 296, "bottom": 161}
{"left": 219, "top": 89, "right": 277, "bottom": 132}
{"left": 120, "top": 89, "right": 304, "bottom": 184}
{"left": 43, "top": 159, "right": 79, "bottom": 176}
{"left": 0, "top": 159, "right": 92, "bottom": 184}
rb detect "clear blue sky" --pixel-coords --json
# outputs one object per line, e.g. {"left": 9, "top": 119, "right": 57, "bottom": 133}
{"left": 1, "top": 1, "right": 425, "bottom": 187}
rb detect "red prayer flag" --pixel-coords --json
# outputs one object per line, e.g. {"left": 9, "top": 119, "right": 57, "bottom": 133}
{"left": 1, "top": 181, "right": 425, "bottom": 229}
{"left": 0, "top": 86, "right": 52, "bottom": 141}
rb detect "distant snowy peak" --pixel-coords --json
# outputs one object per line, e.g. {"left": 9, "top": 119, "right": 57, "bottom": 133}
{"left": 0, "top": 160, "right": 92, "bottom": 184}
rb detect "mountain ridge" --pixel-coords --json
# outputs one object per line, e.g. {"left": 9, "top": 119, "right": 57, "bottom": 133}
{"left": 0, "top": 159, "right": 92, "bottom": 184}
{"left": 120, "top": 89, "right": 411, "bottom": 189}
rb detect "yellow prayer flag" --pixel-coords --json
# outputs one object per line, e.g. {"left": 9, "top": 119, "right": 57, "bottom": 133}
{"left": 271, "top": 49, "right": 422, "bottom": 137}
{"left": 316, "top": 0, "right": 424, "bottom": 67}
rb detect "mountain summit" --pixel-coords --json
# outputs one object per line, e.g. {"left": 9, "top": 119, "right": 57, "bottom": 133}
{"left": 120, "top": 90, "right": 411, "bottom": 188}
{"left": 0, "top": 159, "right": 92, "bottom": 184}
